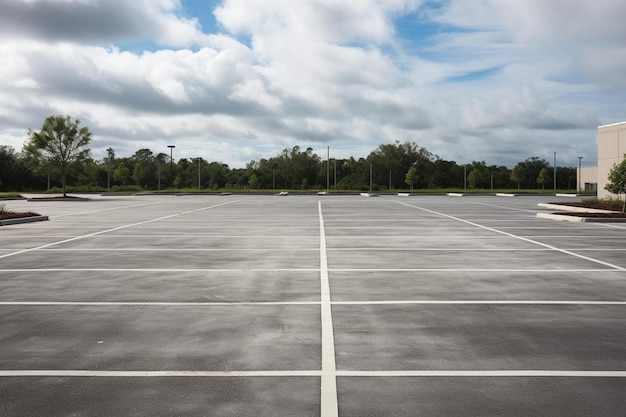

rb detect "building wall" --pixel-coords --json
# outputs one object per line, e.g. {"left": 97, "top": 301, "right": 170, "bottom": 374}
{"left": 598, "top": 122, "right": 626, "bottom": 199}
{"left": 577, "top": 166, "right": 598, "bottom": 192}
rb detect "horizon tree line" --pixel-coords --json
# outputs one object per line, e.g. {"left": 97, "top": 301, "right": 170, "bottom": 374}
{"left": 1, "top": 115, "right": 582, "bottom": 193}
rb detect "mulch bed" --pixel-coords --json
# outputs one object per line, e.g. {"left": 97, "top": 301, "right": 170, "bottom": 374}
{"left": 0, "top": 211, "right": 41, "bottom": 220}
{"left": 552, "top": 201, "right": 622, "bottom": 210}
{"left": 556, "top": 212, "right": 626, "bottom": 218}
{"left": 550, "top": 201, "right": 626, "bottom": 218}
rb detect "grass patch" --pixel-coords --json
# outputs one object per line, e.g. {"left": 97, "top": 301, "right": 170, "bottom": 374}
{"left": 0, "top": 192, "right": 22, "bottom": 198}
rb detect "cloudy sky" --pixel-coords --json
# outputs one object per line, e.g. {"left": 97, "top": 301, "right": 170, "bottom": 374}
{"left": 1, "top": 0, "right": 625, "bottom": 168}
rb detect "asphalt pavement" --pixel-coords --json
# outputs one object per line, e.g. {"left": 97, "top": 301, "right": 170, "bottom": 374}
{"left": 1, "top": 194, "right": 625, "bottom": 416}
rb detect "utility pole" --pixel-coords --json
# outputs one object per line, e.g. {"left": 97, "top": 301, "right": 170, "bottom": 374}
{"left": 553, "top": 152, "right": 557, "bottom": 190}
{"left": 578, "top": 156, "right": 583, "bottom": 193}
{"left": 327, "top": 146, "right": 330, "bottom": 191}
{"left": 167, "top": 145, "right": 175, "bottom": 189}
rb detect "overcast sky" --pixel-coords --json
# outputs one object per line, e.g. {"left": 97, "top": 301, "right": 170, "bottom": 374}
{"left": 1, "top": 0, "right": 625, "bottom": 168}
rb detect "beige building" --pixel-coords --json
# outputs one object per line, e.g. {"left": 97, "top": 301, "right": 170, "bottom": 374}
{"left": 578, "top": 166, "right": 597, "bottom": 192}
{"left": 598, "top": 122, "right": 626, "bottom": 199}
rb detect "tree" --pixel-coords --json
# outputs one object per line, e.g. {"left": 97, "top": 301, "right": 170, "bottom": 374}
{"left": 605, "top": 155, "right": 626, "bottom": 213}
{"left": 404, "top": 166, "right": 419, "bottom": 190}
{"left": 0, "top": 146, "right": 34, "bottom": 191}
{"left": 510, "top": 164, "right": 526, "bottom": 190}
{"left": 536, "top": 168, "right": 550, "bottom": 190}
{"left": 23, "top": 115, "right": 93, "bottom": 196}
{"left": 368, "top": 141, "right": 435, "bottom": 189}
{"left": 113, "top": 162, "right": 131, "bottom": 186}
{"left": 467, "top": 161, "right": 490, "bottom": 189}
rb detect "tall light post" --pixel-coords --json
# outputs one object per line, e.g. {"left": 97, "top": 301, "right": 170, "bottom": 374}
{"left": 578, "top": 156, "right": 583, "bottom": 193}
{"left": 198, "top": 158, "right": 201, "bottom": 190}
{"left": 553, "top": 152, "right": 557, "bottom": 191}
{"left": 167, "top": 145, "right": 175, "bottom": 189}
{"left": 106, "top": 147, "right": 114, "bottom": 190}
{"left": 327, "top": 146, "right": 330, "bottom": 191}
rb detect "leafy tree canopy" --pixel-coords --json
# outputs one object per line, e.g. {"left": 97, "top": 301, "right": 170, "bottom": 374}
{"left": 605, "top": 155, "right": 626, "bottom": 212}
{"left": 23, "top": 115, "right": 92, "bottom": 196}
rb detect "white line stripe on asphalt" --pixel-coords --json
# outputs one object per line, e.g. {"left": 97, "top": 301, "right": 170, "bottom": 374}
{"left": 318, "top": 201, "right": 339, "bottom": 417}
{"left": 0, "top": 201, "right": 239, "bottom": 260}
{"left": 0, "top": 301, "right": 321, "bottom": 306}
{"left": 0, "top": 268, "right": 320, "bottom": 272}
{"left": 50, "top": 201, "right": 164, "bottom": 218}
{"left": 336, "top": 370, "right": 626, "bottom": 377}
{"left": 396, "top": 201, "right": 626, "bottom": 271}
{"left": 1, "top": 301, "right": 624, "bottom": 306}
{"left": 0, "top": 370, "right": 321, "bottom": 377}
{"left": 1, "top": 370, "right": 625, "bottom": 378}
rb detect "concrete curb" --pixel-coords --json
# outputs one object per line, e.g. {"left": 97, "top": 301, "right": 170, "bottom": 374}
{"left": 537, "top": 203, "right": 617, "bottom": 213}
{"left": 536, "top": 212, "right": 626, "bottom": 223}
{"left": 27, "top": 197, "right": 90, "bottom": 202}
{"left": 0, "top": 215, "right": 49, "bottom": 226}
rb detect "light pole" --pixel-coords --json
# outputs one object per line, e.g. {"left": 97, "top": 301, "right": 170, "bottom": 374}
{"left": 167, "top": 145, "right": 175, "bottom": 189}
{"left": 553, "top": 152, "right": 557, "bottom": 191}
{"left": 578, "top": 156, "right": 583, "bottom": 193}
{"left": 106, "top": 147, "right": 114, "bottom": 189}
{"left": 327, "top": 146, "right": 330, "bottom": 191}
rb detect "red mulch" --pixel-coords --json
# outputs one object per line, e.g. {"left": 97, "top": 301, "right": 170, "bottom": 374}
{"left": 552, "top": 201, "right": 623, "bottom": 210}
{"left": 0, "top": 212, "right": 41, "bottom": 220}
{"left": 549, "top": 201, "right": 626, "bottom": 218}
{"left": 556, "top": 212, "right": 626, "bottom": 218}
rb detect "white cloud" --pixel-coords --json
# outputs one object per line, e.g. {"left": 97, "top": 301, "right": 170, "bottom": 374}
{"left": 0, "top": 0, "right": 624, "bottom": 169}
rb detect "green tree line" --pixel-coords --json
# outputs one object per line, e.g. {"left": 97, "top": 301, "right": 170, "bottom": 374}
{"left": 0, "top": 141, "right": 580, "bottom": 192}
{"left": 1, "top": 116, "right": 580, "bottom": 193}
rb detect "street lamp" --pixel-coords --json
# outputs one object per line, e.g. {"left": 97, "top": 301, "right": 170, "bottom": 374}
{"left": 578, "top": 156, "right": 583, "bottom": 193}
{"left": 553, "top": 152, "right": 557, "bottom": 191}
{"left": 327, "top": 146, "right": 330, "bottom": 191}
{"left": 106, "top": 147, "right": 114, "bottom": 189}
{"left": 167, "top": 145, "right": 175, "bottom": 189}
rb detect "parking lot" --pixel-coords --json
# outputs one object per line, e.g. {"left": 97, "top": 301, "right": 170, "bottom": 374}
{"left": 1, "top": 194, "right": 625, "bottom": 416}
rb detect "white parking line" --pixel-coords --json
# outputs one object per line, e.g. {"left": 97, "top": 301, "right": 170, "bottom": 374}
{"left": 318, "top": 201, "right": 339, "bottom": 417}
{"left": 336, "top": 370, "right": 626, "bottom": 377}
{"left": 0, "top": 370, "right": 322, "bottom": 377}
{"left": 0, "top": 268, "right": 320, "bottom": 272}
{"left": 396, "top": 201, "right": 626, "bottom": 271}
{"left": 0, "top": 301, "right": 321, "bottom": 306}
{"left": 1, "top": 300, "right": 624, "bottom": 306}
{"left": 0, "top": 201, "right": 238, "bottom": 260}
{"left": 50, "top": 201, "right": 164, "bottom": 218}
{"left": 2, "top": 370, "right": 624, "bottom": 378}
{"left": 332, "top": 300, "right": 626, "bottom": 305}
